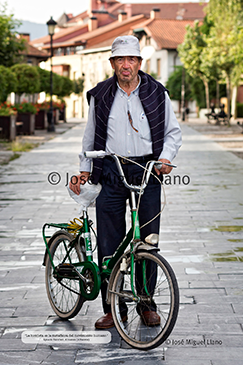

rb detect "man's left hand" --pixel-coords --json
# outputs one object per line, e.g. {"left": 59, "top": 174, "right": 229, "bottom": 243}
{"left": 154, "top": 159, "right": 173, "bottom": 175}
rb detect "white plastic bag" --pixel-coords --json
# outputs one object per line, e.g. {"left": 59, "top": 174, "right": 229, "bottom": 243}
{"left": 67, "top": 182, "right": 102, "bottom": 213}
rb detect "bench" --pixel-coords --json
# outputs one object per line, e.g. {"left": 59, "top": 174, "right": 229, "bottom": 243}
{"left": 205, "top": 103, "right": 231, "bottom": 125}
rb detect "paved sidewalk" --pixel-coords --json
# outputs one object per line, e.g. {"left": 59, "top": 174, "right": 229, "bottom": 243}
{"left": 0, "top": 120, "right": 242, "bottom": 364}
{"left": 0, "top": 119, "right": 83, "bottom": 165}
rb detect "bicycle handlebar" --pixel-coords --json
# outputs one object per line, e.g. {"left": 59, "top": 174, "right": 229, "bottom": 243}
{"left": 84, "top": 151, "right": 176, "bottom": 192}
{"left": 84, "top": 150, "right": 108, "bottom": 159}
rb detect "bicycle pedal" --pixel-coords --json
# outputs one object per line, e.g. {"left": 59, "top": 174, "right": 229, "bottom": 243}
{"left": 55, "top": 263, "right": 78, "bottom": 278}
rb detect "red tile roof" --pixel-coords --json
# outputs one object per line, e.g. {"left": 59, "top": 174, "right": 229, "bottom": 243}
{"left": 129, "top": 2, "right": 206, "bottom": 20}
{"left": 85, "top": 31, "right": 128, "bottom": 49}
{"left": 55, "top": 2, "right": 205, "bottom": 35}
{"left": 41, "top": 14, "right": 146, "bottom": 50}
{"left": 66, "top": 10, "right": 88, "bottom": 24}
{"left": 133, "top": 18, "right": 196, "bottom": 49}
{"left": 30, "top": 2, "right": 206, "bottom": 52}
{"left": 20, "top": 43, "right": 49, "bottom": 58}
{"left": 71, "top": 2, "right": 206, "bottom": 20}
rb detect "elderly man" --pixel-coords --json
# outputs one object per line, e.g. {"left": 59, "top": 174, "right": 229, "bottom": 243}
{"left": 70, "top": 35, "right": 182, "bottom": 329}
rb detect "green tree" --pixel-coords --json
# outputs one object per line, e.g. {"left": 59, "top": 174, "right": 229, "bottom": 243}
{"left": 167, "top": 65, "right": 226, "bottom": 110}
{"left": 166, "top": 66, "right": 192, "bottom": 102}
{"left": 204, "top": 0, "right": 243, "bottom": 120}
{"left": 36, "top": 67, "right": 75, "bottom": 98}
{"left": 52, "top": 73, "right": 64, "bottom": 97}
{"left": 189, "top": 77, "right": 206, "bottom": 109}
{"left": 178, "top": 20, "right": 215, "bottom": 111}
{"left": 36, "top": 67, "right": 51, "bottom": 94}
{"left": 57, "top": 76, "right": 74, "bottom": 98}
{"left": 11, "top": 64, "right": 40, "bottom": 99}
{"left": 73, "top": 77, "right": 85, "bottom": 95}
{"left": 0, "top": 2, "right": 26, "bottom": 66}
{"left": 0, "top": 65, "right": 17, "bottom": 103}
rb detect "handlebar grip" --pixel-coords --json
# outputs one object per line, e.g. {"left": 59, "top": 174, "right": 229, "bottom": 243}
{"left": 154, "top": 162, "right": 177, "bottom": 169}
{"left": 84, "top": 150, "right": 107, "bottom": 158}
{"left": 164, "top": 162, "right": 177, "bottom": 168}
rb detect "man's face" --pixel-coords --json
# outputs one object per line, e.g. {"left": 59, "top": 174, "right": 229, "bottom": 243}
{"left": 110, "top": 56, "right": 142, "bottom": 84}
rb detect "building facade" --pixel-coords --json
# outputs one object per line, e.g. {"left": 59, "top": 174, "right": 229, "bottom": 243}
{"left": 31, "top": 1, "right": 206, "bottom": 118}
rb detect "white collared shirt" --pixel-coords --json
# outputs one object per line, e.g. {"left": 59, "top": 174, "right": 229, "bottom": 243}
{"left": 79, "top": 81, "right": 182, "bottom": 172}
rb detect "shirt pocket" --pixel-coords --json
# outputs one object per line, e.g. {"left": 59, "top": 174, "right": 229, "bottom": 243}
{"left": 139, "top": 112, "right": 151, "bottom": 141}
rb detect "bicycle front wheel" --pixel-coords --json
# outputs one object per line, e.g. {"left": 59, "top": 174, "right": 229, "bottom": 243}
{"left": 45, "top": 231, "right": 85, "bottom": 319}
{"left": 110, "top": 251, "right": 179, "bottom": 350}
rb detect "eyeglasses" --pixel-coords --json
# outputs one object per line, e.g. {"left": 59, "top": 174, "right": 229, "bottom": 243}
{"left": 127, "top": 110, "right": 138, "bottom": 133}
{"left": 115, "top": 56, "right": 137, "bottom": 65}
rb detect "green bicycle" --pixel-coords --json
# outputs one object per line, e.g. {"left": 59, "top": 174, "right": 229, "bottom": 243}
{"left": 42, "top": 151, "right": 179, "bottom": 350}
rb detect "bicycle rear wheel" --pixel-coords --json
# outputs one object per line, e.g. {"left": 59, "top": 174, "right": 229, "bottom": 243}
{"left": 110, "top": 250, "right": 179, "bottom": 350}
{"left": 45, "top": 231, "right": 85, "bottom": 319}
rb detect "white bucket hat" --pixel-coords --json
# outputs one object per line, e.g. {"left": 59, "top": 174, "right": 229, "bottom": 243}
{"left": 109, "top": 35, "right": 142, "bottom": 59}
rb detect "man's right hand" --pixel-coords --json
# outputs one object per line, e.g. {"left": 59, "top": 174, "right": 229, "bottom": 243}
{"left": 69, "top": 172, "right": 90, "bottom": 195}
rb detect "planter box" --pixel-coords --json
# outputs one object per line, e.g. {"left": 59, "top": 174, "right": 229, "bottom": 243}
{"left": 17, "top": 113, "right": 35, "bottom": 135}
{"left": 35, "top": 110, "right": 48, "bottom": 129}
{"left": 0, "top": 115, "right": 17, "bottom": 141}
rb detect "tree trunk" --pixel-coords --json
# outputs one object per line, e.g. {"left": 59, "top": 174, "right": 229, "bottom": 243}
{"left": 203, "top": 78, "right": 210, "bottom": 112}
{"left": 231, "top": 85, "right": 237, "bottom": 120}
{"left": 226, "top": 74, "right": 231, "bottom": 125}
{"left": 216, "top": 79, "right": 220, "bottom": 109}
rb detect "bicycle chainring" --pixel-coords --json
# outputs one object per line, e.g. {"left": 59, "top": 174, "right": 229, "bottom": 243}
{"left": 80, "top": 261, "right": 101, "bottom": 300}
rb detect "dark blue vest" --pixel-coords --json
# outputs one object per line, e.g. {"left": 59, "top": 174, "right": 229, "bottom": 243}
{"left": 87, "top": 70, "right": 167, "bottom": 184}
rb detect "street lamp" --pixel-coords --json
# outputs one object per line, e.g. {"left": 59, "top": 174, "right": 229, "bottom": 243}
{"left": 46, "top": 16, "right": 57, "bottom": 132}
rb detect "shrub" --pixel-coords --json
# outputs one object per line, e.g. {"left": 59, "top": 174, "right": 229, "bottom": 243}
{"left": 14, "top": 102, "right": 39, "bottom": 114}
{"left": 237, "top": 103, "right": 243, "bottom": 117}
{"left": 0, "top": 102, "right": 17, "bottom": 116}
{"left": 11, "top": 64, "right": 40, "bottom": 96}
{"left": 0, "top": 65, "right": 17, "bottom": 103}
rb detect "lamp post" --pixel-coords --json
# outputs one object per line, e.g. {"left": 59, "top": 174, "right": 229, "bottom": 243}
{"left": 46, "top": 16, "right": 57, "bottom": 132}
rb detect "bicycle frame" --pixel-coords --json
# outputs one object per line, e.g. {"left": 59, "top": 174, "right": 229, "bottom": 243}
{"left": 42, "top": 191, "right": 143, "bottom": 300}
{"left": 43, "top": 153, "right": 175, "bottom": 301}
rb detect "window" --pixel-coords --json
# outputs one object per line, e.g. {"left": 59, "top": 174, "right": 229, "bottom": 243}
{"left": 55, "top": 48, "right": 62, "bottom": 56}
{"left": 76, "top": 45, "right": 84, "bottom": 53}
{"left": 146, "top": 36, "right": 151, "bottom": 45}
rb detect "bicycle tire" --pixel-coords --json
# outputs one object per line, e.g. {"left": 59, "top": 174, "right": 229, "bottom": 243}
{"left": 45, "top": 231, "right": 85, "bottom": 319}
{"left": 110, "top": 250, "right": 179, "bottom": 350}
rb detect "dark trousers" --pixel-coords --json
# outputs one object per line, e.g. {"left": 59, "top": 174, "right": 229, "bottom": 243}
{"left": 96, "top": 158, "right": 161, "bottom": 314}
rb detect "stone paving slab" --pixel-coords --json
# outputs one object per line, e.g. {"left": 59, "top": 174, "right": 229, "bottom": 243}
{"left": 163, "top": 347, "right": 243, "bottom": 364}
{"left": 0, "top": 339, "right": 36, "bottom": 352}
